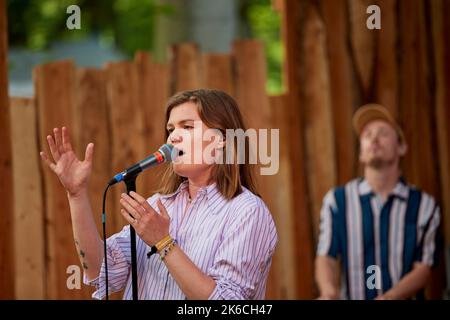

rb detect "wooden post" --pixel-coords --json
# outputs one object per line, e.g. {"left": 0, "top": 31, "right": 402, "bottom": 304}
{"left": 232, "top": 39, "right": 273, "bottom": 202}
{"left": 170, "top": 43, "right": 202, "bottom": 93}
{"left": 267, "top": 94, "right": 297, "bottom": 299}
{"left": 34, "top": 60, "right": 81, "bottom": 299}
{"left": 74, "top": 68, "right": 112, "bottom": 238}
{"left": 0, "top": 0, "right": 14, "bottom": 299}
{"left": 374, "top": 0, "right": 399, "bottom": 118}
{"left": 279, "top": 0, "right": 315, "bottom": 299}
{"left": 431, "top": 0, "right": 450, "bottom": 248}
{"left": 202, "top": 53, "right": 234, "bottom": 96}
{"left": 321, "top": 0, "right": 357, "bottom": 185}
{"left": 349, "top": 0, "right": 376, "bottom": 99}
{"left": 232, "top": 39, "right": 280, "bottom": 299}
{"left": 399, "top": 0, "right": 444, "bottom": 299}
{"left": 10, "top": 97, "right": 45, "bottom": 299}
{"left": 105, "top": 61, "right": 146, "bottom": 234}
{"left": 134, "top": 52, "right": 169, "bottom": 195}
{"left": 233, "top": 40, "right": 288, "bottom": 299}
{"left": 399, "top": 0, "right": 438, "bottom": 198}
{"left": 232, "top": 40, "right": 271, "bottom": 130}
{"left": 302, "top": 3, "right": 337, "bottom": 236}
{"left": 74, "top": 67, "right": 124, "bottom": 299}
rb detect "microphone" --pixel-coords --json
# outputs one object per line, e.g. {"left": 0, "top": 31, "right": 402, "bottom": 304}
{"left": 108, "top": 143, "right": 176, "bottom": 186}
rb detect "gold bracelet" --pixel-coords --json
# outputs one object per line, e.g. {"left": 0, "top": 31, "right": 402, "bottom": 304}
{"left": 154, "top": 235, "right": 172, "bottom": 252}
{"left": 159, "top": 239, "right": 177, "bottom": 261}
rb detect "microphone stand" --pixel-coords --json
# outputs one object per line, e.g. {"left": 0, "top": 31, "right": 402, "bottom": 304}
{"left": 124, "top": 175, "right": 139, "bottom": 301}
{"left": 104, "top": 144, "right": 175, "bottom": 300}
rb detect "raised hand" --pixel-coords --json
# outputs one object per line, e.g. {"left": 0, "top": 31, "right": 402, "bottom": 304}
{"left": 40, "top": 127, "right": 94, "bottom": 197}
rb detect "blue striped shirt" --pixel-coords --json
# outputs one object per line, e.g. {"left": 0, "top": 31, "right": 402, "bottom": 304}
{"left": 84, "top": 181, "right": 278, "bottom": 299}
{"left": 317, "top": 177, "right": 441, "bottom": 300}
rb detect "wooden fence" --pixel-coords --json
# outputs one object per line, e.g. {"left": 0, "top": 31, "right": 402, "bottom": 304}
{"left": 1, "top": 0, "right": 450, "bottom": 300}
{"left": 0, "top": 0, "right": 14, "bottom": 299}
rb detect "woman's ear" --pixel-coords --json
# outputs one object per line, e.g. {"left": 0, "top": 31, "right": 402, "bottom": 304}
{"left": 215, "top": 129, "right": 226, "bottom": 149}
{"left": 217, "top": 137, "right": 225, "bottom": 149}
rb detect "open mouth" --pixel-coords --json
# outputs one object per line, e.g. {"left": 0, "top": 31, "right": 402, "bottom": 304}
{"left": 172, "top": 147, "right": 186, "bottom": 163}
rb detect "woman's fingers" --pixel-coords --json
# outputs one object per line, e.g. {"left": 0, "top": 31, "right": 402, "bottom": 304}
{"left": 53, "top": 128, "right": 65, "bottom": 155}
{"left": 84, "top": 143, "right": 94, "bottom": 163}
{"left": 39, "top": 151, "right": 57, "bottom": 172}
{"left": 129, "top": 191, "right": 157, "bottom": 215}
{"left": 120, "top": 208, "right": 136, "bottom": 226}
{"left": 120, "top": 193, "right": 144, "bottom": 220}
{"left": 47, "top": 134, "right": 61, "bottom": 161}
{"left": 62, "top": 127, "right": 73, "bottom": 152}
{"left": 157, "top": 198, "right": 170, "bottom": 220}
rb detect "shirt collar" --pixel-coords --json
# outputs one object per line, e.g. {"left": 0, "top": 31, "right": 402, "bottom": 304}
{"left": 358, "top": 176, "right": 409, "bottom": 200}
{"left": 159, "top": 180, "right": 226, "bottom": 214}
{"left": 159, "top": 180, "right": 189, "bottom": 200}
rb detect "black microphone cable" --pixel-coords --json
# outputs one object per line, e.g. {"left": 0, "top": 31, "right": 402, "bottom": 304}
{"left": 101, "top": 183, "right": 112, "bottom": 300}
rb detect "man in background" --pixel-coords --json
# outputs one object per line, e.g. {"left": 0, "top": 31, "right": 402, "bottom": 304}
{"left": 315, "top": 104, "right": 441, "bottom": 300}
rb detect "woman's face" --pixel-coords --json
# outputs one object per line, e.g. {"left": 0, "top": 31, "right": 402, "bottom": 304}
{"left": 166, "top": 102, "right": 222, "bottom": 179}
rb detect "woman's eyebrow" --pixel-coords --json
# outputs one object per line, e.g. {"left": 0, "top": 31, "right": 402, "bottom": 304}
{"left": 166, "top": 119, "right": 196, "bottom": 127}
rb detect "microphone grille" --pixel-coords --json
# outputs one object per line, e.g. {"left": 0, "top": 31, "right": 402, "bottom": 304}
{"left": 159, "top": 144, "right": 176, "bottom": 162}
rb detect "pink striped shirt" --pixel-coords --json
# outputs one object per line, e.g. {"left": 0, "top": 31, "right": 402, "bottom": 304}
{"left": 84, "top": 181, "right": 278, "bottom": 299}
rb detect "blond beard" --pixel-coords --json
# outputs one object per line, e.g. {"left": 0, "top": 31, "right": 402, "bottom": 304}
{"left": 367, "top": 157, "right": 395, "bottom": 169}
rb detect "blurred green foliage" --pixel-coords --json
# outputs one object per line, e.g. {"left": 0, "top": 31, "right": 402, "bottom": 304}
{"left": 7, "top": 0, "right": 172, "bottom": 55}
{"left": 244, "top": 0, "right": 283, "bottom": 94}
{"left": 8, "top": 0, "right": 282, "bottom": 93}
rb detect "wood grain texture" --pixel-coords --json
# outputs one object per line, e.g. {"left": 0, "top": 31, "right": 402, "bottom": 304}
{"left": 34, "top": 60, "right": 81, "bottom": 299}
{"left": 349, "top": 0, "right": 376, "bottom": 98}
{"left": 202, "top": 53, "right": 234, "bottom": 96}
{"left": 0, "top": 0, "right": 14, "bottom": 299}
{"left": 10, "top": 97, "right": 45, "bottom": 299}
{"left": 105, "top": 61, "right": 146, "bottom": 234}
{"left": 374, "top": 0, "right": 398, "bottom": 118}
{"left": 302, "top": 4, "right": 337, "bottom": 240}
{"left": 170, "top": 43, "right": 202, "bottom": 93}
{"left": 321, "top": 0, "right": 356, "bottom": 185}
{"left": 279, "top": 0, "right": 316, "bottom": 299}
{"left": 134, "top": 52, "right": 169, "bottom": 195}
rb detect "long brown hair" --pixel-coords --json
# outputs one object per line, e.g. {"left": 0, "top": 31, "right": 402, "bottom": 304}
{"left": 158, "top": 89, "right": 258, "bottom": 199}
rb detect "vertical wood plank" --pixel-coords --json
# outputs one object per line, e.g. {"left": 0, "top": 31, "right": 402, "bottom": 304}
{"left": 442, "top": 0, "right": 450, "bottom": 249}
{"left": 349, "top": 0, "right": 376, "bottom": 98}
{"left": 399, "top": 0, "right": 444, "bottom": 299}
{"left": 10, "top": 97, "right": 45, "bottom": 299}
{"left": 202, "top": 53, "right": 234, "bottom": 96}
{"left": 302, "top": 4, "right": 337, "bottom": 238}
{"left": 0, "top": 0, "right": 14, "bottom": 299}
{"left": 105, "top": 61, "right": 146, "bottom": 234}
{"left": 321, "top": 0, "right": 357, "bottom": 185}
{"left": 171, "top": 43, "right": 202, "bottom": 93}
{"left": 232, "top": 39, "right": 280, "bottom": 298}
{"left": 232, "top": 39, "right": 273, "bottom": 206}
{"left": 272, "top": 0, "right": 283, "bottom": 12}
{"left": 399, "top": 0, "right": 438, "bottom": 197}
{"left": 232, "top": 40, "right": 271, "bottom": 130}
{"left": 431, "top": 0, "right": 450, "bottom": 248}
{"left": 75, "top": 68, "right": 124, "bottom": 299}
{"left": 267, "top": 94, "right": 297, "bottom": 299}
{"left": 134, "top": 52, "right": 169, "bottom": 195}
{"left": 34, "top": 60, "right": 81, "bottom": 299}
{"left": 74, "top": 69, "right": 112, "bottom": 240}
{"left": 374, "top": 0, "right": 398, "bottom": 117}
{"left": 280, "top": 0, "right": 315, "bottom": 299}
